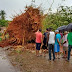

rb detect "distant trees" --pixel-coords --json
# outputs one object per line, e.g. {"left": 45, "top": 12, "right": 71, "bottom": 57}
{"left": 0, "top": 10, "right": 6, "bottom": 20}
{"left": 0, "top": 20, "right": 8, "bottom": 27}
{"left": 0, "top": 10, "right": 8, "bottom": 27}
{"left": 42, "top": 6, "right": 72, "bottom": 31}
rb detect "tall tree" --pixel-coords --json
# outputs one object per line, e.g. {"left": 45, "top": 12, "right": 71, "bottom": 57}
{"left": 42, "top": 6, "right": 72, "bottom": 31}
{"left": 0, "top": 10, "right": 6, "bottom": 20}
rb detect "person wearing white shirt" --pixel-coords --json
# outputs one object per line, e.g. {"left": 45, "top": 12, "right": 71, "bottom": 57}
{"left": 48, "top": 28, "right": 55, "bottom": 61}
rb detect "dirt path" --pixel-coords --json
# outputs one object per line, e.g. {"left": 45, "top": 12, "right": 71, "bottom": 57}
{"left": 5, "top": 46, "right": 72, "bottom": 72}
{"left": 0, "top": 47, "right": 20, "bottom": 72}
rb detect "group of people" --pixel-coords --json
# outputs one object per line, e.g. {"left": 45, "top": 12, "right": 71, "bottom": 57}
{"left": 35, "top": 28, "right": 72, "bottom": 62}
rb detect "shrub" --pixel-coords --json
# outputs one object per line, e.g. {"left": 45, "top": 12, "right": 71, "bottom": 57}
{"left": 0, "top": 20, "right": 8, "bottom": 27}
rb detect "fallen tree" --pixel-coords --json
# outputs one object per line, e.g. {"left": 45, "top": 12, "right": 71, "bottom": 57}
{"left": 0, "top": 6, "right": 42, "bottom": 47}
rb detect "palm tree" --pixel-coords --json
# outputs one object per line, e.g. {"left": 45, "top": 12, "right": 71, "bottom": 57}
{"left": 0, "top": 10, "right": 6, "bottom": 20}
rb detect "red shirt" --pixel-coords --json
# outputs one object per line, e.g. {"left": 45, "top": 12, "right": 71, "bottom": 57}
{"left": 35, "top": 32, "right": 42, "bottom": 43}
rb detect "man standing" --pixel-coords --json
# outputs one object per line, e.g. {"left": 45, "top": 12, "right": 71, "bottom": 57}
{"left": 43, "top": 28, "right": 48, "bottom": 47}
{"left": 54, "top": 30, "right": 61, "bottom": 59}
{"left": 35, "top": 29, "right": 42, "bottom": 57}
{"left": 41, "top": 28, "right": 48, "bottom": 57}
{"left": 67, "top": 29, "right": 72, "bottom": 61}
{"left": 48, "top": 28, "right": 55, "bottom": 61}
{"left": 62, "top": 31, "right": 68, "bottom": 58}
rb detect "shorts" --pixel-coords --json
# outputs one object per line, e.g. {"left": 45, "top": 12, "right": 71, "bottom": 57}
{"left": 43, "top": 39, "right": 48, "bottom": 48}
{"left": 42, "top": 45, "right": 47, "bottom": 49}
{"left": 36, "top": 43, "right": 41, "bottom": 50}
{"left": 63, "top": 46, "right": 68, "bottom": 51}
{"left": 54, "top": 44, "right": 60, "bottom": 52}
{"left": 43, "top": 39, "right": 46, "bottom": 45}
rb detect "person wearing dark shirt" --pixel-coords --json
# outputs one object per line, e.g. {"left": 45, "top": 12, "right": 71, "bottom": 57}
{"left": 41, "top": 28, "right": 48, "bottom": 57}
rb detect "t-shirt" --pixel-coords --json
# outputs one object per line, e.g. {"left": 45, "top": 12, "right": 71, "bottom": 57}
{"left": 63, "top": 34, "right": 68, "bottom": 47}
{"left": 67, "top": 32, "right": 72, "bottom": 45}
{"left": 55, "top": 34, "right": 61, "bottom": 45}
{"left": 35, "top": 32, "right": 42, "bottom": 43}
{"left": 43, "top": 32, "right": 48, "bottom": 39}
{"left": 43, "top": 32, "right": 48, "bottom": 43}
{"left": 48, "top": 31, "right": 55, "bottom": 44}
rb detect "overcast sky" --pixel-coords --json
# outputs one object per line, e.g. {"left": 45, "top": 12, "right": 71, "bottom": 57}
{"left": 0, "top": 0, "right": 72, "bottom": 20}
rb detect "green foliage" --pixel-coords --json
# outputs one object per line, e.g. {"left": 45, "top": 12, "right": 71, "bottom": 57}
{"left": 42, "top": 6, "right": 72, "bottom": 31}
{"left": 0, "top": 20, "right": 8, "bottom": 27}
{"left": 0, "top": 33, "right": 2, "bottom": 36}
{"left": 0, "top": 38, "right": 2, "bottom": 41}
{"left": 0, "top": 10, "right": 6, "bottom": 20}
{"left": 0, "top": 10, "right": 8, "bottom": 27}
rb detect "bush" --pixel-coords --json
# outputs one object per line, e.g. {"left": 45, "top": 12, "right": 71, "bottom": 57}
{"left": 0, "top": 38, "right": 2, "bottom": 41}
{"left": 0, "top": 20, "right": 8, "bottom": 27}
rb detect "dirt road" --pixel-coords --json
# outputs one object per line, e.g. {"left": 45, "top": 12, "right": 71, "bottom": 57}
{"left": 5, "top": 47, "right": 72, "bottom": 72}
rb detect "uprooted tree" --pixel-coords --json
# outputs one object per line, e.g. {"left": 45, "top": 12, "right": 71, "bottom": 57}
{"left": 0, "top": 6, "right": 42, "bottom": 47}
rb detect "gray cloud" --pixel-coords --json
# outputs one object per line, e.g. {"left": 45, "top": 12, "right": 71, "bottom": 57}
{"left": 0, "top": 0, "right": 72, "bottom": 20}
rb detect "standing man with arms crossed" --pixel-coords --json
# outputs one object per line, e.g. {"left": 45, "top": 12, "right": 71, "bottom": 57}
{"left": 48, "top": 28, "right": 55, "bottom": 61}
{"left": 35, "top": 29, "right": 43, "bottom": 57}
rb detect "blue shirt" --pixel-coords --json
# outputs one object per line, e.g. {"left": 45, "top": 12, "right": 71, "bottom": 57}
{"left": 55, "top": 34, "right": 61, "bottom": 45}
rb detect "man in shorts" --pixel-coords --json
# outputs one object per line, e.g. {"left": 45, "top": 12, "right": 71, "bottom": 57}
{"left": 35, "top": 29, "right": 42, "bottom": 57}
{"left": 63, "top": 31, "right": 68, "bottom": 58}
{"left": 41, "top": 28, "right": 48, "bottom": 57}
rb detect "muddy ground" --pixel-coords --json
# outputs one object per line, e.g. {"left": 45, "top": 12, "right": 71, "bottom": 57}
{"left": 4, "top": 45, "right": 72, "bottom": 72}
